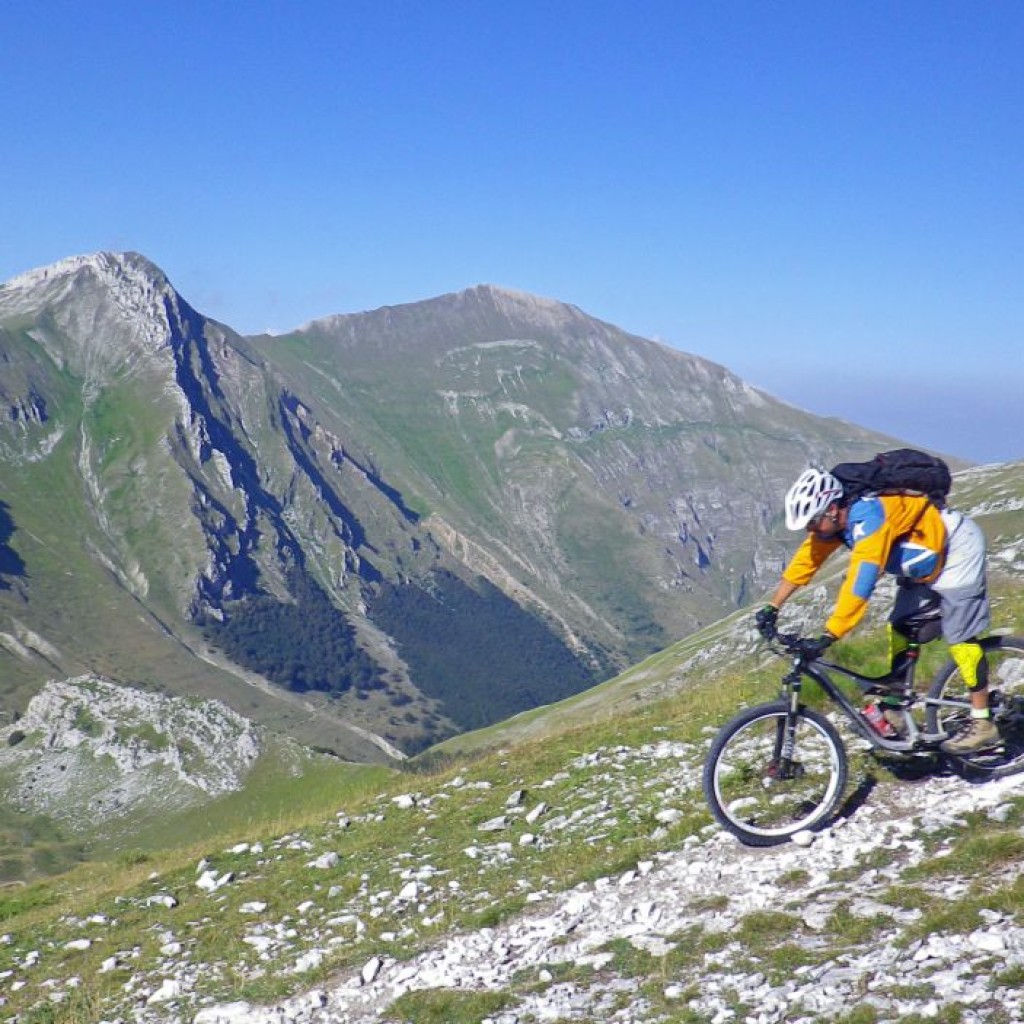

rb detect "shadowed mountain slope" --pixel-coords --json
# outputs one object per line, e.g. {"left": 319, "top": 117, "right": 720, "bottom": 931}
{"left": 1, "top": 254, "right": 936, "bottom": 761}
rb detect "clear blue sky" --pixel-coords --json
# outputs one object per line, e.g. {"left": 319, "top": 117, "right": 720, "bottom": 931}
{"left": 4, "top": 1, "right": 1022, "bottom": 463}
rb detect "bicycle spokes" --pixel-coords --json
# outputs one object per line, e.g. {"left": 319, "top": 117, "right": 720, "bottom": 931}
{"left": 766, "top": 757, "right": 806, "bottom": 781}
{"left": 704, "top": 705, "right": 847, "bottom": 844}
{"left": 928, "top": 637, "right": 1024, "bottom": 777}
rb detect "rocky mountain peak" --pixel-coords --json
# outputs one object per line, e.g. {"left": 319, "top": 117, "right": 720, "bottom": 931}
{"left": 290, "top": 282, "right": 596, "bottom": 358}
{"left": 1, "top": 251, "right": 171, "bottom": 313}
{"left": 455, "top": 282, "right": 590, "bottom": 326}
{"left": 0, "top": 248, "right": 938, "bottom": 765}
{"left": 0, "top": 251, "right": 192, "bottom": 383}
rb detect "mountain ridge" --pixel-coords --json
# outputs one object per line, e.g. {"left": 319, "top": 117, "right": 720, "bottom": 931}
{"left": 1, "top": 252, "right": 1023, "bottom": 1023}
{"left": 291, "top": 282, "right": 592, "bottom": 338}
{"left": 0, "top": 250, "right": 963, "bottom": 765}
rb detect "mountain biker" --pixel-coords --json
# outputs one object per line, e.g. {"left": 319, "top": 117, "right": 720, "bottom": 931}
{"left": 755, "top": 467, "right": 995, "bottom": 754}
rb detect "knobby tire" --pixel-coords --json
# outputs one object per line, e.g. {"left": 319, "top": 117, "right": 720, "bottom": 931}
{"left": 703, "top": 701, "right": 848, "bottom": 847}
{"left": 926, "top": 635, "right": 1024, "bottom": 780}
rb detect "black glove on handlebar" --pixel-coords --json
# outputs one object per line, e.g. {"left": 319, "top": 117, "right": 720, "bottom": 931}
{"left": 796, "top": 634, "right": 834, "bottom": 658}
{"left": 754, "top": 604, "right": 778, "bottom": 639}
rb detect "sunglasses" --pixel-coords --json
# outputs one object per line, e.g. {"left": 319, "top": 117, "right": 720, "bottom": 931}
{"left": 808, "top": 506, "right": 839, "bottom": 531}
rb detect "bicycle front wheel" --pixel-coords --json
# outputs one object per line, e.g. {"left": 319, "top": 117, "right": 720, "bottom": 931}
{"left": 703, "top": 701, "right": 848, "bottom": 847}
{"left": 926, "top": 635, "right": 1024, "bottom": 779}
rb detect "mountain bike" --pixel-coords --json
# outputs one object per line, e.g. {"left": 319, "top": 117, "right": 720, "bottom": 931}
{"left": 702, "top": 621, "right": 1024, "bottom": 846}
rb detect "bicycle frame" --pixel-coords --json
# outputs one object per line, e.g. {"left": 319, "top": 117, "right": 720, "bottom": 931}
{"left": 706, "top": 633, "right": 1024, "bottom": 846}
{"left": 780, "top": 651, "right": 964, "bottom": 752}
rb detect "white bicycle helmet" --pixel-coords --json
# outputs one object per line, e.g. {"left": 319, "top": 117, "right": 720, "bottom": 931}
{"left": 784, "top": 468, "right": 844, "bottom": 530}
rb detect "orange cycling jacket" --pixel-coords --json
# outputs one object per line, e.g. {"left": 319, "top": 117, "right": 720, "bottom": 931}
{"left": 782, "top": 493, "right": 947, "bottom": 639}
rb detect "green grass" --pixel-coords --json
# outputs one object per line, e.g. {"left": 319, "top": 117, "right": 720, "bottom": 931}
{"left": 2, "top": 556, "right": 1023, "bottom": 1021}
{"left": 0, "top": 671, "right": 722, "bottom": 1018}
{"left": 0, "top": 613, "right": 890, "bottom": 1020}
{"left": 0, "top": 879, "right": 64, "bottom": 923}
{"left": 903, "top": 823, "right": 1024, "bottom": 883}
{"left": 88, "top": 743, "right": 392, "bottom": 858}
{"left": 386, "top": 988, "right": 513, "bottom": 1023}
{"left": 834, "top": 1008, "right": 882, "bottom": 1024}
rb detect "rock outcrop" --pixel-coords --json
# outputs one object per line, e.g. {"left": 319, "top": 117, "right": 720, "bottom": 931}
{"left": 0, "top": 676, "right": 264, "bottom": 823}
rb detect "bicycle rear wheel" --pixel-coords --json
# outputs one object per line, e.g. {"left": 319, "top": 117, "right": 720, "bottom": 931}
{"left": 703, "top": 701, "right": 848, "bottom": 847}
{"left": 926, "top": 635, "right": 1024, "bottom": 779}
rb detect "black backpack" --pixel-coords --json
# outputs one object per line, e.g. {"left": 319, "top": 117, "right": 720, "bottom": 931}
{"left": 830, "top": 448, "right": 953, "bottom": 508}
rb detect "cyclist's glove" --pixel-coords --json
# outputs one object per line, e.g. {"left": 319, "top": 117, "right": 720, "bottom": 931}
{"left": 796, "top": 633, "right": 834, "bottom": 658}
{"left": 754, "top": 604, "right": 779, "bottom": 639}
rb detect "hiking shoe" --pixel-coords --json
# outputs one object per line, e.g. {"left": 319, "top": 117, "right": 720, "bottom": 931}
{"left": 940, "top": 717, "right": 1000, "bottom": 755}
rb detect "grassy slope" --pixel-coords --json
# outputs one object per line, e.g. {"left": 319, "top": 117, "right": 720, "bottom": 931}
{"left": 0, "top": 430, "right": 409, "bottom": 763}
{"left": 1, "top": 463, "right": 1021, "bottom": 1021}
{"left": 0, "top": 647, "right": 756, "bottom": 1020}
{"left": 3, "top": 576, "right": 1023, "bottom": 1021}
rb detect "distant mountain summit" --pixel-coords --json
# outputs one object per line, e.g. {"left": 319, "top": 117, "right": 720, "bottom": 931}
{"left": 1, "top": 251, "right": 906, "bottom": 758}
{"left": 1, "top": 252, "right": 179, "bottom": 374}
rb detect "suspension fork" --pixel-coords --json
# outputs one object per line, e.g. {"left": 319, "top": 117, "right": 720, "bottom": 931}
{"left": 771, "top": 668, "right": 804, "bottom": 777}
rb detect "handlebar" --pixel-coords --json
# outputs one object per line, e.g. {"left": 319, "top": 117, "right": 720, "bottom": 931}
{"left": 762, "top": 629, "right": 822, "bottom": 663}
{"left": 761, "top": 624, "right": 917, "bottom": 696}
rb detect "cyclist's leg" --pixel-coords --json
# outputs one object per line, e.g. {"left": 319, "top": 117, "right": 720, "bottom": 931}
{"left": 888, "top": 621, "right": 910, "bottom": 663}
{"left": 888, "top": 580, "right": 941, "bottom": 674}
{"left": 937, "top": 589, "right": 994, "bottom": 753}
{"left": 940, "top": 582, "right": 990, "bottom": 699}
{"left": 933, "top": 514, "right": 993, "bottom": 751}
{"left": 949, "top": 636, "right": 988, "bottom": 696}
{"left": 935, "top": 512, "right": 990, "bottom": 697}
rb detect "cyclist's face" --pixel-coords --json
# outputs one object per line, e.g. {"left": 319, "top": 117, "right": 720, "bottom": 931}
{"left": 808, "top": 503, "right": 842, "bottom": 538}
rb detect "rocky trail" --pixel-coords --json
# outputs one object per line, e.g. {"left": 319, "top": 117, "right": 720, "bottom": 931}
{"left": 179, "top": 751, "right": 1024, "bottom": 1023}
{"left": 8, "top": 708, "right": 1024, "bottom": 1024}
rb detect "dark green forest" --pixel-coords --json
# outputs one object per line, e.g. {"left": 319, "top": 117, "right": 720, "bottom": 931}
{"left": 368, "top": 569, "right": 606, "bottom": 731}
{"left": 201, "top": 565, "right": 608, "bottom": 736}
{"left": 200, "top": 568, "right": 384, "bottom": 695}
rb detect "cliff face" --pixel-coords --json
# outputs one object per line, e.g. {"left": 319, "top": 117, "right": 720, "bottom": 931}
{"left": 0, "top": 253, "right": 906, "bottom": 754}
{"left": 0, "top": 676, "right": 266, "bottom": 824}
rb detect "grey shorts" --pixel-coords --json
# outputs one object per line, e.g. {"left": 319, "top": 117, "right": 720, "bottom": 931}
{"left": 889, "top": 511, "right": 990, "bottom": 645}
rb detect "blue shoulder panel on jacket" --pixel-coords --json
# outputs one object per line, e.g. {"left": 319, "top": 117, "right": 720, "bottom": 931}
{"left": 852, "top": 561, "right": 880, "bottom": 599}
{"left": 844, "top": 497, "right": 885, "bottom": 546}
